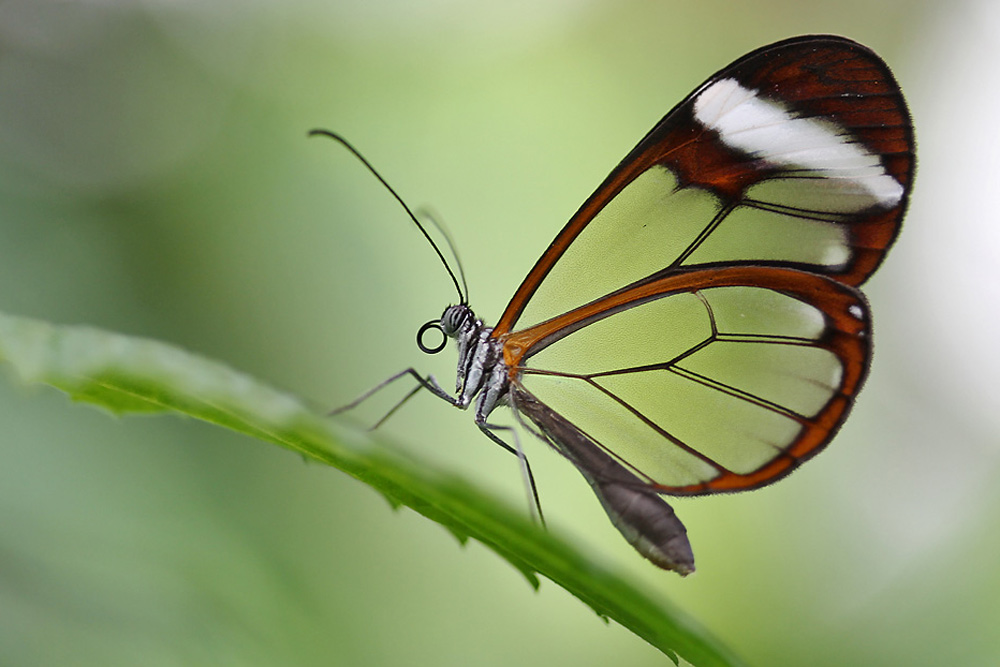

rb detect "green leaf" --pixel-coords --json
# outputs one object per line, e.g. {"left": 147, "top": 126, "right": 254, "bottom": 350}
{"left": 0, "top": 311, "right": 744, "bottom": 666}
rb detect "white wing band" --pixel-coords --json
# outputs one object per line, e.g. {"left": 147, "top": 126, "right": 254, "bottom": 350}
{"left": 693, "top": 78, "right": 904, "bottom": 209}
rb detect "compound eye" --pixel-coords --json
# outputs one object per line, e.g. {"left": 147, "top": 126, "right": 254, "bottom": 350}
{"left": 440, "top": 305, "right": 469, "bottom": 336}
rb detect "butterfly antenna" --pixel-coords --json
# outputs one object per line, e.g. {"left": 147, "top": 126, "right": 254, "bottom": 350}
{"left": 309, "top": 129, "right": 466, "bottom": 304}
{"left": 416, "top": 206, "right": 469, "bottom": 304}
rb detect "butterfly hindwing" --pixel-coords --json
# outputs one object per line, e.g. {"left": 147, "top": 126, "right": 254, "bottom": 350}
{"left": 505, "top": 266, "right": 869, "bottom": 493}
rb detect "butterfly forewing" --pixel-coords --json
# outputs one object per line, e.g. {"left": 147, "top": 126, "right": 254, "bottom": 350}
{"left": 494, "top": 36, "right": 913, "bottom": 335}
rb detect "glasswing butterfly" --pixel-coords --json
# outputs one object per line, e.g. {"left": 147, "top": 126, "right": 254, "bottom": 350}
{"left": 319, "top": 34, "right": 914, "bottom": 575}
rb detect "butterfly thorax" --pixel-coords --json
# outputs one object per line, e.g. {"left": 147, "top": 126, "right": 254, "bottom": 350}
{"left": 438, "top": 304, "right": 509, "bottom": 422}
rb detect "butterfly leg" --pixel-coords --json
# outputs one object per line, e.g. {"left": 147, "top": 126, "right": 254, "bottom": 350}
{"left": 476, "top": 421, "right": 546, "bottom": 527}
{"left": 330, "top": 368, "right": 464, "bottom": 429}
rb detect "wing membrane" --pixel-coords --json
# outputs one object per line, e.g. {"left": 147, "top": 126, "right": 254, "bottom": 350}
{"left": 505, "top": 266, "right": 869, "bottom": 493}
{"left": 495, "top": 36, "right": 913, "bottom": 335}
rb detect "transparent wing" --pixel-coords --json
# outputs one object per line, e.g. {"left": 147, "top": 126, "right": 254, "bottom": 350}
{"left": 505, "top": 266, "right": 869, "bottom": 493}
{"left": 494, "top": 35, "right": 913, "bottom": 336}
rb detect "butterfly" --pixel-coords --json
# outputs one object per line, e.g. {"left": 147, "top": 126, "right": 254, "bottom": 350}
{"left": 319, "top": 34, "right": 914, "bottom": 575}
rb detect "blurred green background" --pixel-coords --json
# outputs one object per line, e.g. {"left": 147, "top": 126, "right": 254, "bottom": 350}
{"left": 1, "top": 0, "right": 997, "bottom": 665}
